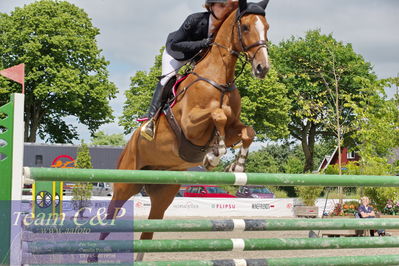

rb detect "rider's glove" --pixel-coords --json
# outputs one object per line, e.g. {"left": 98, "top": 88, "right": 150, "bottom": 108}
{"left": 200, "top": 37, "right": 213, "bottom": 48}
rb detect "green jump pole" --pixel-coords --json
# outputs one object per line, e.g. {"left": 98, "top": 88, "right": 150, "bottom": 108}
{"left": 27, "top": 236, "right": 399, "bottom": 254}
{"left": 24, "top": 167, "right": 399, "bottom": 187}
{"left": 120, "top": 254, "right": 399, "bottom": 266}
{"left": 27, "top": 254, "right": 399, "bottom": 266}
{"left": 0, "top": 93, "right": 24, "bottom": 266}
{"left": 24, "top": 218, "right": 399, "bottom": 233}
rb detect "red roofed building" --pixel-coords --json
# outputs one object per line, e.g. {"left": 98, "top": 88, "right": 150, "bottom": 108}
{"left": 317, "top": 147, "right": 360, "bottom": 172}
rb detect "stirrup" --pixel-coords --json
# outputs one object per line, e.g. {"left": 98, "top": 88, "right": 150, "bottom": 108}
{"left": 140, "top": 118, "right": 156, "bottom": 141}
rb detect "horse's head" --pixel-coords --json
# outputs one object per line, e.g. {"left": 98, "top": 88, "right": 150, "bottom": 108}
{"left": 234, "top": 0, "right": 270, "bottom": 78}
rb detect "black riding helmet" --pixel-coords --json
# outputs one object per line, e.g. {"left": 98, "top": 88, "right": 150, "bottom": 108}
{"left": 205, "top": 0, "right": 228, "bottom": 6}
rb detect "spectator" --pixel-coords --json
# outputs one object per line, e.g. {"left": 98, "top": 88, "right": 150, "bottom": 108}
{"left": 358, "top": 196, "right": 385, "bottom": 236}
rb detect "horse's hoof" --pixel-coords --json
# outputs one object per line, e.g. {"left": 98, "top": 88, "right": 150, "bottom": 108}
{"left": 225, "top": 163, "right": 244, "bottom": 173}
{"left": 224, "top": 164, "right": 234, "bottom": 172}
{"left": 233, "top": 164, "right": 245, "bottom": 172}
{"left": 87, "top": 253, "right": 98, "bottom": 263}
{"left": 203, "top": 153, "right": 219, "bottom": 170}
{"left": 203, "top": 158, "right": 215, "bottom": 171}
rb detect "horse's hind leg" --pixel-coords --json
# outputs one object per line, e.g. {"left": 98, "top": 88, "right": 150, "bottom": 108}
{"left": 135, "top": 184, "right": 181, "bottom": 261}
{"left": 100, "top": 183, "right": 143, "bottom": 239}
{"left": 87, "top": 183, "right": 143, "bottom": 263}
{"left": 226, "top": 124, "right": 255, "bottom": 172}
{"left": 203, "top": 108, "right": 228, "bottom": 170}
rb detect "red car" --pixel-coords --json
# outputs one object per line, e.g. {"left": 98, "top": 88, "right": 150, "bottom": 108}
{"left": 183, "top": 185, "right": 236, "bottom": 198}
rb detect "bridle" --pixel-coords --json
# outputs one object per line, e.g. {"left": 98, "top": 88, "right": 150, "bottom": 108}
{"left": 236, "top": 17, "right": 268, "bottom": 62}
{"left": 210, "top": 11, "right": 268, "bottom": 84}
{"left": 213, "top": 12, "right": 268, "bottom": 61}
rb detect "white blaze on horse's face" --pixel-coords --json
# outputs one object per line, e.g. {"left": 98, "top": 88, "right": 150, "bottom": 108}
{"left": 241, "top": 14, "right": 270, "bottom": 79}
{"left": 251, "top": 16, "right": 269, "bottom": 78}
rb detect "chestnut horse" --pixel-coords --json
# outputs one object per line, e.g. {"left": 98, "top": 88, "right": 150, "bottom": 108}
{"left": 89, "top": 0, "right": 270, "bottom": 262}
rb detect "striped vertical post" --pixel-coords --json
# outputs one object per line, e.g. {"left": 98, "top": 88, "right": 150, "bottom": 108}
{"left": 0, "top": 93, "right": 25, "bottom": 265}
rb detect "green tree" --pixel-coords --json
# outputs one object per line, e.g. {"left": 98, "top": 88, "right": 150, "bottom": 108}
{"left": 295, "top": 186, "right": 324, "bottom": 206}
{"left": 283, "top": 155, "right": 303, "bottom": 174}
{"left": 351, "top": 79, "right": 399, "bottom": 162}
{"left": 119, "top": 48, "right": 163, "bottom": 133}
{"left": 91, "top": 131, "right": 126, "bottom": 146}
{"left": 75, "top": 142, "right": 93, "bottom": 169}
{"left": 245, "top": 147, "right": 279, "bottom": 173}
{"left": 349, "top": 78, "right": 399, "bottom": 211}
{"left": 73, "top": 142, "right": 93, "bottom": 218}
{"left": 270, "top": 29, "right": 377, "bottom": 172}
{"left": 234, "top": 61, "right": 290, "bottom": 140}
{"left": 0, "top": 0, "right": 117, "bottom": 143}
{"left": 120, "top": 48, "right": 290, "bottom": 140}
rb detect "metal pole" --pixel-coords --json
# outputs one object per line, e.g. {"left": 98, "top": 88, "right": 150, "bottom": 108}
{"left": 27, "top": 237, "right": 399, "bottom": 254}
{"left": 24, "top": 218, "right": 399, "bottom": 233}
{"left": 27, "top": 254, "right": 399, "bottom": 266}
{"left": 24, "top": 167, "right": 399, "bottom": 187}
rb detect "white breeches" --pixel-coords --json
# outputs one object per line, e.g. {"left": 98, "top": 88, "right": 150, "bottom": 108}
{"left": 161, "top": 50, "right": 188, "bottom": 86}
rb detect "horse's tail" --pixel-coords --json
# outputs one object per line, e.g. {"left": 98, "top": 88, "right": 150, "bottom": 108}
{"left": 116, "top": 129, "right": 141, "bottom": 170}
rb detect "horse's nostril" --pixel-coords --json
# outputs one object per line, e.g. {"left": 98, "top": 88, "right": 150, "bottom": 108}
{"left": 256, "top": 64, "right": 268, "bottom": 77}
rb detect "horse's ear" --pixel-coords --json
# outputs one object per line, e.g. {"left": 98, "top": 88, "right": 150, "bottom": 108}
{"left": 239, "top": 0, "right": 247, "bottom": 12}
{"left": 258, "top": 0, "right": 270, "bottom": 9}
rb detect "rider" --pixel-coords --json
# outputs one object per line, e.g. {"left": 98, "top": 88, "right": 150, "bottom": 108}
{"left": 140, "top": 0, "right": 238, "bottom": 141}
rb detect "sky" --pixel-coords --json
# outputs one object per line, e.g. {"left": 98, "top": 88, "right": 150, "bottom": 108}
{"left": 1, "top": 0, "right": 398, "bottom": 144}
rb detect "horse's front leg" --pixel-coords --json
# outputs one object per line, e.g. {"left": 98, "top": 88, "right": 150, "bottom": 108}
{"left": 226, "top": 125, "right": 255, "bottom": 172}
{"left": 203, "top": 108, "right": 228, "bottom": 170}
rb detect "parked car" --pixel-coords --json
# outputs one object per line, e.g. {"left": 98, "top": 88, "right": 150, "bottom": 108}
{"left": 236, "top": 185, "right": 274, "bottom": 198}
{"left": 92, "top": 182, "right": 112, "bottom": 196}
{"left": 176, "top": 185, "right": 190, "bottom": 197}
{"left": 184, "top": 185, "right": 236, "bottom": 198}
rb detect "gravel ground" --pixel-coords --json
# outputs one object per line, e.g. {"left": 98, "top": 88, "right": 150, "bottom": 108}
{"left": 134, "top": 216, "right": 399, "bottom": 262}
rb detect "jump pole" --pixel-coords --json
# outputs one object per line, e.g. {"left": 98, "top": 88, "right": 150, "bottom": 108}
{"left": 0, "top": 93, "right": 24, "bottom": 265}
{"left": 24, "top": 218, "right": 399, "bottom": 233}
{"left": 24, "top": 167, "right": 399, "bottom": 187}
{"left": 26, "top": 236, "right": 399, "bottom": 254}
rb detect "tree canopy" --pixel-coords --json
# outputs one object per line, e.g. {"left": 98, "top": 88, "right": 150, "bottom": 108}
{"left": 75, "top": 142, "right": 93, "bottom": 169}
{"left": 270, "top": 29, "right": 377, "bottom": 172}
{"left": 351, "top": 78, "right": 399, "bottom": 162}
{"left": 91, "top": 130, "right": 127, "bottom": 146}
{"left": 0, "top": 0, "right": 117, "bottom": 143}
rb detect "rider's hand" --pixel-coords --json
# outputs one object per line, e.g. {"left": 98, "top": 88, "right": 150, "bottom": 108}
{"left": 200, "top": 37, "right": 213, "bottom": 48}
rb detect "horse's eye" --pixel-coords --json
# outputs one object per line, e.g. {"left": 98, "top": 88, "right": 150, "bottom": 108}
{"left": 242, "top": 25, "right": 250, "bottom": 32}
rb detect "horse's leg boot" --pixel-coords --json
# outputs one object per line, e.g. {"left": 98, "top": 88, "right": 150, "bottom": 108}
{"left": 141, "top": 82, "right": 164, "bottom": 141}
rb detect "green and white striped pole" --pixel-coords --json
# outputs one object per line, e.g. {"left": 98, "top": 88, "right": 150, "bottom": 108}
{"left": 25, "top": 254, "right": 399, "bottom": 266}
{"left": 0, "top": 93, "right": 24, "bottom": 266}
{"left": 24, "top": 218, "right": 399, "bottom": 233}
{"left": 24, "top": 167, "right": 399, "bottom": 187}
{"left": 27, "top": 236, "right": 399, "bottom": 254}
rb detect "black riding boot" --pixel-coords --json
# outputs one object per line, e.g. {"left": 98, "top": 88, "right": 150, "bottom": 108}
{"left": 141, "top": 82, "right": 164, "bottom": 141}
{"left": 142, "top": 82, "right": 164, "bottom": 120}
